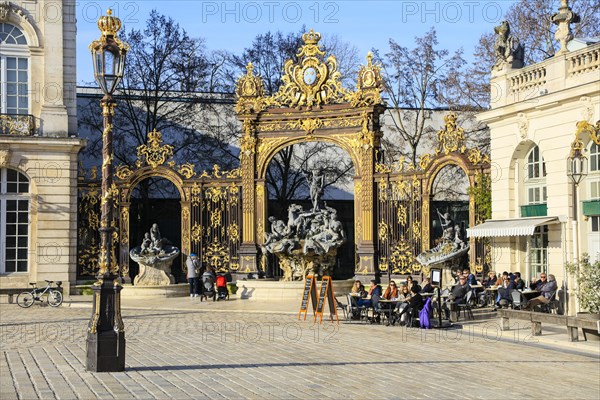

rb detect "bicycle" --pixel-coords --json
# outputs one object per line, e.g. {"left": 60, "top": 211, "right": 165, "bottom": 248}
{"left": 16, "top": 280, "right": 63, "bottom": 308}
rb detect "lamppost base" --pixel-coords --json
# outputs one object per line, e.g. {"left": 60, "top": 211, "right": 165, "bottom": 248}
{"left": 85, "top": 279, "right": 126, "bottom": 372}
{"left": 86, "top": 331, "right": 126, "bottom": 372}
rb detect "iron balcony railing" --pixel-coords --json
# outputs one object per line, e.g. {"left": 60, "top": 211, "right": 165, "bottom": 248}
{"left": 0, "top": 113, "right": 36, "bottom": 136}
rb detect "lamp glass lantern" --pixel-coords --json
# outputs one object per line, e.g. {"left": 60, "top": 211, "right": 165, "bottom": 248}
{"left": 567, "top": 150, "right": 588, "bottom": 185}
{"left": 91, "top": 42, "right": 126, "bottom": 95}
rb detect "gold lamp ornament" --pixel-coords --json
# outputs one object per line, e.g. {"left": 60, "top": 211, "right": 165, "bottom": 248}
{"left": 89, "top": 9, "right": 129, "bottom": 96}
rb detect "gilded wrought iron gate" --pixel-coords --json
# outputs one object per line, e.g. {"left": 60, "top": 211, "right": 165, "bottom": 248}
{"left": 375, "top": 113, "right": 492, "bottom": 277}
{"left": 77, "top": 131, "right": 243, "bottom": 279}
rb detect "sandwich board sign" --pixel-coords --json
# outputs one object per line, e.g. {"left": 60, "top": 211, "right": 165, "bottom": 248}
{"left": 298, "top": 275, "right": 317, "bottom": 320}
{"left": 314, "top": 276, "right": 339, "bottom": 324}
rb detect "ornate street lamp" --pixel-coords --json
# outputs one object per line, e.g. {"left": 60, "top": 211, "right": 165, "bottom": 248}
{"left": 86, "top": 9, "right": 129, "bottom": 372}
{"left": 567, "top": 128, "right": 588, "bottom": 314}
{"left": 567, "top": 138, "right": 588, "bottom": 185}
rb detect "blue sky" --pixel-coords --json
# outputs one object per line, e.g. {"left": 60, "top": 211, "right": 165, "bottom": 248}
{"left": 76, "top": 0, "right": 517, "bottom": 85}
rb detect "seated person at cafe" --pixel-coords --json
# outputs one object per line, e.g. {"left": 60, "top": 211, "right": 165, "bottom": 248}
{"left": 482, "top": 271, "right": 498, "bottom": 287}
{"left": 383, "top": 281, "right": 399, "bottom": 300}
{"left": 524, "top": 274, "right": 557, "bottom": 310}
{"left": 358, "top": 279, "right": 382, "bottom": 308}
{"left": 513, "top": 272, "right": 525, "bottom": 291}
{"left": 350, "top": 280, "right": 365, "bottom": 296}
{"left": 406, "top": 275, "right": 421, "bottom": 294}
{"left": 394, "top": 284, "right": 411, "bottom": 322}
{"left": 397, "top": 285, "right": 424, "bottom": 326}
{"left": 496, "top": 271, "right": 509, "bottom": 286}
{"left": 421, "top": 277, "right": 433, "bottom": 294}
{"left": 495, "top": 274, "right": 516, "bottom": 309}
{"left": 443, "top": 275, "right": 471, "bottom": 318}
{"left": 463, "top": 268, "right": 478, "bottom": 285}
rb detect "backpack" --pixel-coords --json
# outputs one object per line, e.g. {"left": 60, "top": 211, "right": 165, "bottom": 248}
{"left": 419, "top": 297, "right": 432, "bottom": 329}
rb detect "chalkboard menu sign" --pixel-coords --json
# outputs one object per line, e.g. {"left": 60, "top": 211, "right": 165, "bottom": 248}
{"left": 298, "top": 275, "right": 317, "bottom": 320}
{"left": 314, "top": 276, "right": 339, "bottom": 324}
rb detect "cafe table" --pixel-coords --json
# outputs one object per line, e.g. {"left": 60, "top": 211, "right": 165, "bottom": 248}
{"left": 377, "top": 299, "right": 403, "bottom": 325}
{"left": 520, "top": 290, "right": 541, "bottom": 301}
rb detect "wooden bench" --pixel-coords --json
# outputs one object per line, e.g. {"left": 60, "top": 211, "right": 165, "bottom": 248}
{"left": 0, "top": 286, "right": 63, "bottom": 304}
{"left": 498, "top": 309, "right": 599, "bottom": 341}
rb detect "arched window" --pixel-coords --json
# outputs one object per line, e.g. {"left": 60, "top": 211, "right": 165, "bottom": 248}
{"left": 0, "top": 23, "right": 28, "bottom": 44}
{"left": 524, "top": 145, "right": 547, "bottom": 204}
{"left": 0, "top": 23, "right": 29, "bottom": 116}
{"left": 0, "top": 168, "right": 30, "bottom": 273}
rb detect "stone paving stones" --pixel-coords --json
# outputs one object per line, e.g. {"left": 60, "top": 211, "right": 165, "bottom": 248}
{"left": 1, "top": 304, "right": 599, "bottom": 399}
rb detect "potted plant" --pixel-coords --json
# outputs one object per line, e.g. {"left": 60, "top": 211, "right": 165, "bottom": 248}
{"left": 566, "top": 254, "right": 600, "bottom": 340}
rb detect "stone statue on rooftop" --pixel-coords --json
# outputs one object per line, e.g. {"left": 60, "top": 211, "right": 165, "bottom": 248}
{"left": 493, "top": 21, "right": 524, "bottom": 71}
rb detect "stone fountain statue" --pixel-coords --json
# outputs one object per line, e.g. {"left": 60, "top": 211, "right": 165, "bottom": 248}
{"left": 416, "top": 209, "right": 468, "bottom": 269}
{"left": 261, "top": 170, "right": 346, "bottom": 281}
{"left": 130, "top": 223, "right": 180, "bottom": 286}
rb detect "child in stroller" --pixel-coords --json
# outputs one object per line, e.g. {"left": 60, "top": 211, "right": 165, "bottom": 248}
{"left": 200, "top": 269, "right": 216, "bottom": 301}
{"left": 216, "top": 274, "right": 229, "bottom": 300}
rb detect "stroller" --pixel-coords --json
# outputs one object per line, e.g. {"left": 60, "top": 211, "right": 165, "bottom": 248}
{"left": 216, "top": 274, "right": 229, "bottom": 301}
{"left": 200, "top": 271, "right": 216, "bottom": 302}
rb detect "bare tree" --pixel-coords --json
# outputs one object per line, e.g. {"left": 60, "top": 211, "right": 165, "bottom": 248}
{"left": 79, "top": 11, "right": 240, "bottom": 177}
{"left": 376, "top": 28, "right": 466, "bottom": 165}
{"left": 78, "top": 10, "right": 241, "bottom": 239}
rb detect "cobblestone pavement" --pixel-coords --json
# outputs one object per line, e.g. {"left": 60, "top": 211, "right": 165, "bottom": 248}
{"left": 1, "top": 303, "right": 599, "bottom": 400}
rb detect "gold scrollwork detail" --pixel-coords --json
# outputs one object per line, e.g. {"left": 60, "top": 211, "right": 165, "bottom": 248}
{"left": 203, "top": 239, "right": 230, "bottom": 273}
{"left": 418, "top": 154, "right": 432, "bottom": 170}
{"left": 181, "top": 206, "right": 190, "bottom": 245}
{"left": 467, "top": 148, "right": 483, "bottom": 165}
{"left": 178, "top": 163, "right": 196, "bottom": 179}
{"left": 346, "top": 52, "right": 383, "bottom": 107}
{"left": 228, "top": 223, "right": 240, "bottom": 242}
{"left": 240, "top": 134, "right": 257, "bottom": 157}
{"left": 235, "top": 63, "right": 267, "bottom": 114}
{"left": 397, "top": 204, "right": 407, "bottom": 226}
{"left": 205, "top": 186, "right": 226, "bottom": 202}
{"left": 297, "top": 117, "right": 323, "bottom": 136}
{"left": 378, "top": 221, "right": 388, "bottom": 242}
{"left": 115, "top": 164, "right": 133, "bottom": 180}
{"left": 378, "top": 257, "right": 389, "bottom": 272}
{"left": 210, "top": 210, "right": 222, "bottom": 227}
{"left": 436, "top": 113, "right": 465, "bottom": 155}
{"left": 575, "top": 120, "right": 600, "bottom": 146}
{"left": 268, "top": 29, "right": 349, "bottom": 109}
{"left": 191, "top": 222, "right": 202, "bottom": 243}
{"left": 191, "top": 182, "right": 201, "bottom": 206}
{"left": 137, "top": 130, "right": 174, "bottom": 169}
{"left": 389, "top": 237, "right": 413, "bottom": 274}
{"left": 350, "top": 113, "right": 374, "bottom": 150}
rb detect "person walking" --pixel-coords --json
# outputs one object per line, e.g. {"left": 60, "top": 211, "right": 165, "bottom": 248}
{"left": 186, "top": 253, "right": 200, "bottom": 297}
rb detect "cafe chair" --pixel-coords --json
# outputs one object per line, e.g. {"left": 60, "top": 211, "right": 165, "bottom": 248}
{"left": 335, "top": 297, "right": 348, "bottom": 319}
{"left": 456, "top": 290, "right": 475, "bottom": 321}
{"left": 539, "top": 290, "right": 559, "bottom": 314}
{"left": 370, "top": 295, "right": 383, "bottom": 324}
{"left": 510, "top": 290, "right": 525, "bottom": 310}
{"left": 346, "top": 293, "right": 368, "bottom": 322}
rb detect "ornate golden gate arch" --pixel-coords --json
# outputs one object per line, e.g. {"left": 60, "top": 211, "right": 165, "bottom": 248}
{"left": 77, "top": 30, "right": 492, "bottom": 281}
{"left": 374, "top": 114, "right": 491, "bottom": 277}
{"left": 234, "top": 30, "right": 385, "bottom": 275}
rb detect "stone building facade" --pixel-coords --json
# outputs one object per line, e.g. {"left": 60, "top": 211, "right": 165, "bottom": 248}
{"left": 472, "top": 32, "right": 599, "bottom": 312}
{"left": 0, "top": 0, "right": 84, "bottom": 293}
